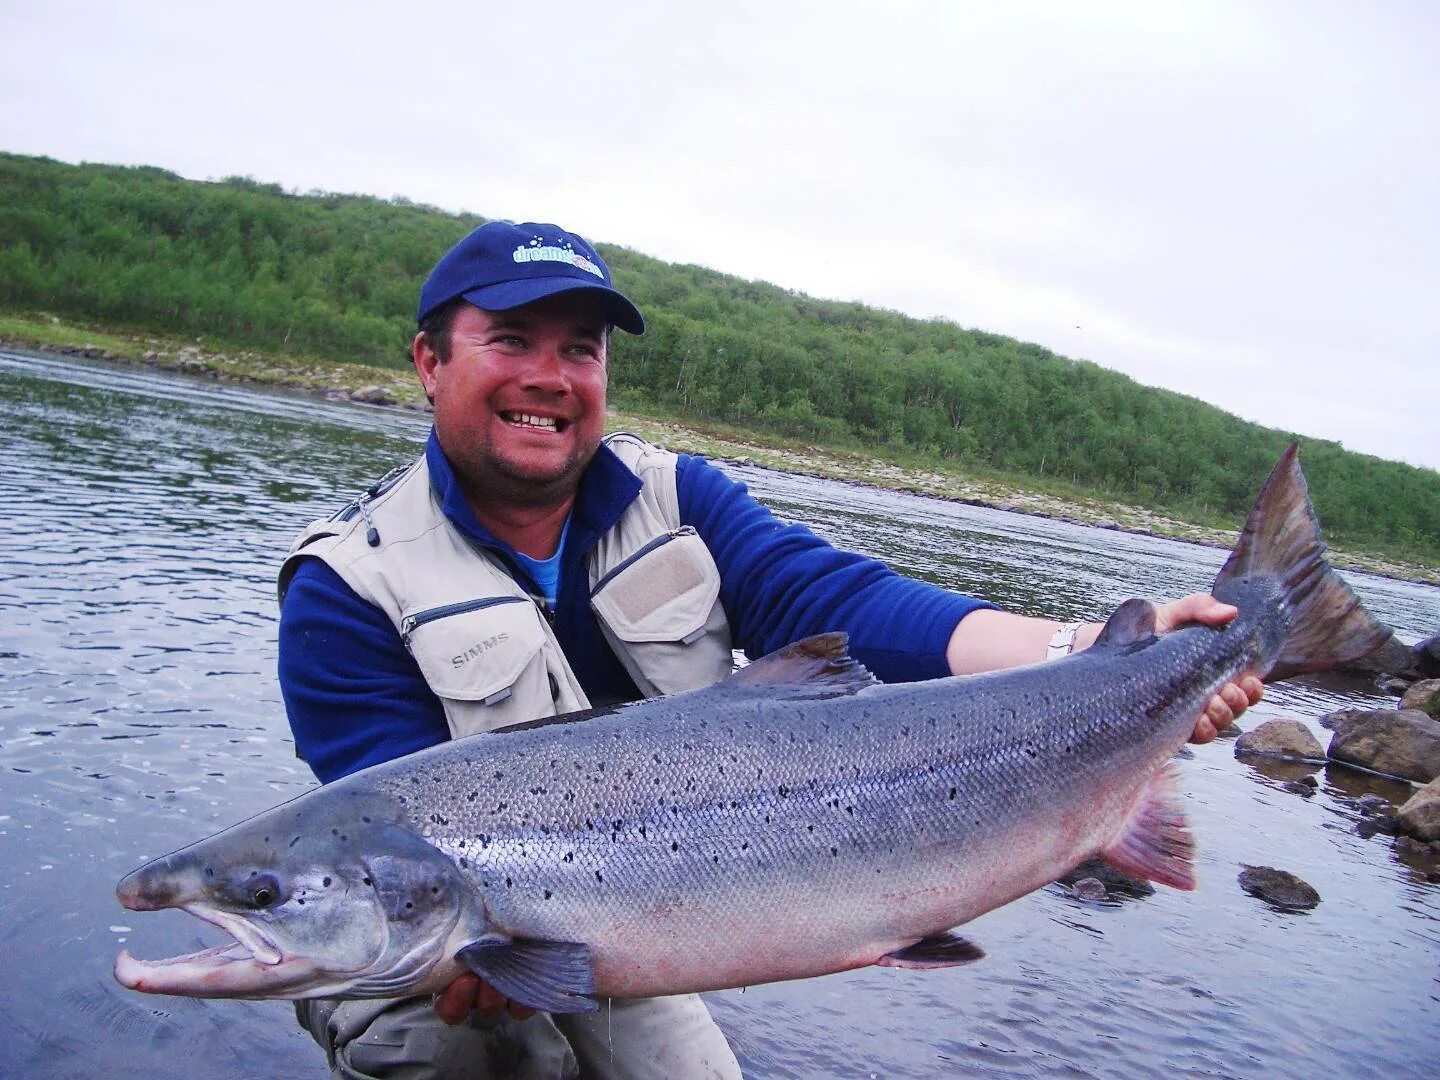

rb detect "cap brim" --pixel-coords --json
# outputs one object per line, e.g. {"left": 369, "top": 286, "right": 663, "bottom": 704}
{"left": 461, "top": 279, "right": 645, "bottom": 335}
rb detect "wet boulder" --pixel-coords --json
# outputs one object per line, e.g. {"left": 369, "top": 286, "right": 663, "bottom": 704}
{"left": 1238, "top": 866, "right": 1320, "bottom": 911}
{"left": 350, "top": 385, "right": 395, "bottom": 406}
{"left": 1057, "top": 857, "right": 1154, "bottom": 899}
{"left": 1396, "top": 778, "right": 1440, "bottom": 842}
{"left": 1339, "top": 633, "right": 1422, "bottom": 682}
{"left": 1327, "top": 710, "right": 1440, "bottom": 784}
{"left": 1234, "top": 718, "right": 1324, "bottom": 762}
{"left": 1415, "top": 633, "right": 1440, "bottom": 678}
{"left": 1399, "top": 679, "right": 1440, "bottom": 720}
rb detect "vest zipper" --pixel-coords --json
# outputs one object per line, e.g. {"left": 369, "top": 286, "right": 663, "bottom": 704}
{"left": 590, "top": 526, "right": 696, "bottom": 597}
{"left": 400, "top": 596, "right": 529, "bottom": 647}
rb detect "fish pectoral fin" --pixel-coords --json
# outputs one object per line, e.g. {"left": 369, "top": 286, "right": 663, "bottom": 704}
{"left": 875, "top": 931, "right": 985, "bottom": 970}
{"left": 1099, "top": 762, "right": 1196, "bottom": 890}
{"left": 456, "top": 936, "right": 598, "bottom": 1014}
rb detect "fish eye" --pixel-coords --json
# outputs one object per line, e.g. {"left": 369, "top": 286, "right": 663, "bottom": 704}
{"left": 246, "top": 873, "right": 283, "bottom": 909}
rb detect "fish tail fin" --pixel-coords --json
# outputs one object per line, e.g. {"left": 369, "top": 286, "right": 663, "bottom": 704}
{"left": 1100, "top": 762, "right": 1195, "bottom": 890}
{"left": 1214, "top": 443, "right": 1392, "bottom": 682}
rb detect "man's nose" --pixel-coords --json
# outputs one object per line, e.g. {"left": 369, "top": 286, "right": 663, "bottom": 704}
{"left": 519, "top": 345, "right": 569, "bottom": 390}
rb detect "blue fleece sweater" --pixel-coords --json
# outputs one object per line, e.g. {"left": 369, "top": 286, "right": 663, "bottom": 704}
{"left": 279, "top": 432, "right": 994, "bottom": 783}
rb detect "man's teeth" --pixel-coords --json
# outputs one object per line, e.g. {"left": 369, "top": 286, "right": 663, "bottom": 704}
{"left": 505, "top": 413, "right": 558, "bottom": 430}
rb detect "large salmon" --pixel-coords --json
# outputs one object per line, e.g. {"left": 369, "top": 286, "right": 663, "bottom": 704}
{"left": 114, "top": 445, "right": 1389, "bottom": 1010}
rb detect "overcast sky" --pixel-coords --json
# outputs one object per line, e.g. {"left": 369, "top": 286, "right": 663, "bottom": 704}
{"left": 3, "top": 1, "right": 1435, "bottom": 469}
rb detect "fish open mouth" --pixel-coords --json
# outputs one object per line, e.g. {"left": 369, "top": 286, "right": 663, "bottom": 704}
{"left": 113, "top": 904, "right": 309, "bottom": 998}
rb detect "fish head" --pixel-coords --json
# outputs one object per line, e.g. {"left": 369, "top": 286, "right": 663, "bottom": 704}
{"left": 114, "top": 788, "right": 471, "bottom": 1000}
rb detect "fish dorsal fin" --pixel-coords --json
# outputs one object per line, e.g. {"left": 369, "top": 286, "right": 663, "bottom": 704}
{"left": 1090, "top": 598, "right": 1159, "bottom": 653}
{"left": 730, "top": 633, "right": 879, "bottom": 699}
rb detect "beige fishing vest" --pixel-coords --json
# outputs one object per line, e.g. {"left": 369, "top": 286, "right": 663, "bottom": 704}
{"left": 278, "top": 434, "right": 732, "bottom": 738}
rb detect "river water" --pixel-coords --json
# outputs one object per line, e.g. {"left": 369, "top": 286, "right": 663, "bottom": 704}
{"left": 1, "top": 349, "right": 1436, "bottom": 1079}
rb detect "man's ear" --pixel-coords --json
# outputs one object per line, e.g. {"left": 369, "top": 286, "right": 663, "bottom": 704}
{"left": 412, "top": 331, "right": 439, "bottom": 403}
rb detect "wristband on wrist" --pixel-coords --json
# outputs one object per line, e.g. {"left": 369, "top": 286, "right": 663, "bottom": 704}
{"left": 1046, "top": 621, "right": 1083, "bottom": 661}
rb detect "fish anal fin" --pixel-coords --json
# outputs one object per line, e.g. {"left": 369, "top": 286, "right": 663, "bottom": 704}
{"left": 456, "top": 936, "right": 597, "bottom": 1014}
{"left": 1090, "top": 598, "right": 1159, "bottom": 653}
{"left": 730, "top": 633, "right": 880, "bottom": 699}
{"left": 1100, "top": 763, "right": 1196, "bottom": 891}
{"left": 875, "top": 931, "right": 985, "bottom": 970}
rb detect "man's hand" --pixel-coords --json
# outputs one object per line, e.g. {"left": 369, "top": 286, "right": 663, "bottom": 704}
{"left": 433, "top": 973, "right": 536, "bottom": 1025}
{"left": 1153, "top": 593, "right": 1264, "bottom": 743}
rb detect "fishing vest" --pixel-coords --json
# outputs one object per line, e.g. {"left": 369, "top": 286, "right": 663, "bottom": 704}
{"left": 278, "top": 433, "right": 733, "bottom": 738}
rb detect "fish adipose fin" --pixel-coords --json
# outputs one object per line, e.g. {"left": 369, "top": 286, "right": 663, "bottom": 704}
{"left": 456, "top": 936, "right": 598, "bottom": 1014}
{"left": 1099, "top": 762, "right": 1195, "bottom": 890}
{"left": 876, "top": 931, "right": 986, "bottom": 970}
{"left": 1214, "top": 443, "right": 1392, "bottom": 682}
{"left": 731, "top": 632, "right": 880, "bottom": 699}
{"left": 1089, "top": 598, "right": 1159, "bottom": 654}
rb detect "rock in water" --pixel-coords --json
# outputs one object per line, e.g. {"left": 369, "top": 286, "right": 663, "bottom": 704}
{"left": 1327, "top": 710, "right": 1440, "bottom": 783}
{"left": 1234, "top": 718, "right": 1324, "bottom": 761}
{"left": 1238, "top": 866, "right": 1321, "bottom": 911}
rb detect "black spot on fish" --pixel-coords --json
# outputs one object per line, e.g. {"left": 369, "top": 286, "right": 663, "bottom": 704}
{"left": 460, "top": 857, "right": 469, "bottom": 869}
{"left": 322, "top": 877, "right": 331, "bottom": 887}
{"left": 564, "top": 852, "right": 574, "bottom": 862}
{"left": 830, "top": 847, "right": 838, "bottom": 857}
{"left": 544, "top": 889, "right": 552, "bottom": 900}
{"left": 362, "top": 877, "right": 372, "bottom": 886}
{"left": 529, "top": 786, "right": 546, "bottom": 795}
{"left": 290, "top": 837, "right": 302, "bottom": 848}
{"left": 493, "top": 771, "right": 504, "bottom": 780}
{"left": 505, "top": 877, "right": 513, "bottom": 888}
{"left": 671, "top": 841, "right": 679, "bottom": 852}
{"left": 949, "top": 788, "right": 957, "bottom": 800}
{"left": 297, "top": 898, "right": 305, "bottom": 906}
{"left": 263, "top": 836, "right": 270, "bottom": 843}
{"left": 713, "top": 855, "right": 719, "bottom": 864}
{"left": 595, "top": 870, "right": 604, "bottom": 883}
{"left": 362, "top": 816, "right": 371, "bottom": 823}
{"left": 778, "top": 785, "right": 789, "bottom": 798}
{"left": 846, "top": 806, "right": 855, "bottom": 815}
{"left": 405, "top": 902, "right": 413, "bottom": 910}
{"left": 741, "top": 842, "right": 749, "bottom": 850}
{"left": 467, "top": 792, "right": 477, "bottom": 801}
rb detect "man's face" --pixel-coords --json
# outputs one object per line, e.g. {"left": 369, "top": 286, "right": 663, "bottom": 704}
{"left": 414, "top": 294, "right": 609, "bottom": 510}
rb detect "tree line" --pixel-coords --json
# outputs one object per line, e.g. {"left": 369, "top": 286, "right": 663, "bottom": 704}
{"left": 1, "top": 151, "right": 1436, "bottom": 562}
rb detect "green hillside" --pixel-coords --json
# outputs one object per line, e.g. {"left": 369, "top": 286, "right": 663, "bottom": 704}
{"left": 1, "top": 151, "right": 1436, "bottom": 563}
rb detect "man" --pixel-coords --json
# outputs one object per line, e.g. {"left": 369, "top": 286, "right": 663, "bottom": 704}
{"left": 278, "top": 221, "right": 1261, "bottom": 1079}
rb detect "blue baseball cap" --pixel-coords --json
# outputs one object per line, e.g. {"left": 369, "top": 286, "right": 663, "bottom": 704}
{"left": 417, "top": 221, "right": 645, "bottom": 334}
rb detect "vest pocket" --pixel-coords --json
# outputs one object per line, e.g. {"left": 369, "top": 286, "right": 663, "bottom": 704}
{"left": 401, "top": 596, "right": 554, "bottom": 729}
{"left": 590, "top": 528, "right": 732, "bottom": 695}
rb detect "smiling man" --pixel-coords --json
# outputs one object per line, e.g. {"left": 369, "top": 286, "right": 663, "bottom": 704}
{"left": 277, "top": 221, "right": 1259, "bottom": 1079}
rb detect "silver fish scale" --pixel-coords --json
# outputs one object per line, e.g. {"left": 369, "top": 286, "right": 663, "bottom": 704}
{"left": 362, "top": 610, "right": 1275, "bottom": 991}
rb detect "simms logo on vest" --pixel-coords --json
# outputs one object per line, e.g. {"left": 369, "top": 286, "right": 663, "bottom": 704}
{"left": 512, "top": 238, "right": 604, "bottom": 279}
{"left": 452, "top": 633, "right": 509, "bottom": 669}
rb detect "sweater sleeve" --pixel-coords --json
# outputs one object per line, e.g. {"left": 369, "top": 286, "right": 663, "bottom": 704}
{"left": 278, "top": 557, "right": 450, "bottom": 783}
{"left": 676, "top": 455, "right": 998, "bottom": 683}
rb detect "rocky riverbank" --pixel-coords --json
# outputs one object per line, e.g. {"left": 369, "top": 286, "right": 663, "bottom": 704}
{"left": 4, "top": 313, "right": 1436, "bottom": 587}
